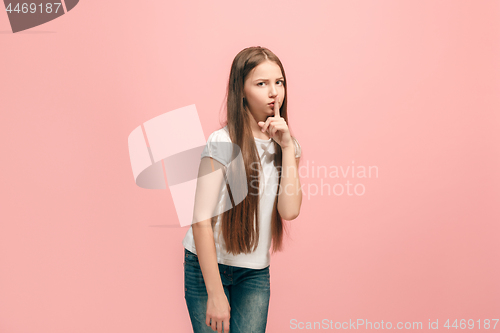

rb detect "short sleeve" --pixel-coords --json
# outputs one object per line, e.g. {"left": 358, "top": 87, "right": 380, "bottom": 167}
{"left": 293, "top": 137, "right": 301, "bottom": 158}
{"left": 200, "top": 129, "right": 234, "bottom": 166}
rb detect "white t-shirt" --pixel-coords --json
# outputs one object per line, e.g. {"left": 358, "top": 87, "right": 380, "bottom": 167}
{"left": 182, "top": 125, "right": 301, "bottom": 269}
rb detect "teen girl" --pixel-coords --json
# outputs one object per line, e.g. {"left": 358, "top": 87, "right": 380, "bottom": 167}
{"left": 182, "top": 46, "right": 302, "bottom": 333}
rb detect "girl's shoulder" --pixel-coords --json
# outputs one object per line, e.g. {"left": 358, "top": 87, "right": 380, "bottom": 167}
{"left": 202, "top": 125, "right": 233, "bottom": 166}
{"left": 207, "top": 125, "right": 231, "bottom": 143}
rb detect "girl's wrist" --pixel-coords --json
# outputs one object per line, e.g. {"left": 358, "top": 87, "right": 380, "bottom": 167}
{"left": 206, "top": 284, "right": 225, "bottom": 297}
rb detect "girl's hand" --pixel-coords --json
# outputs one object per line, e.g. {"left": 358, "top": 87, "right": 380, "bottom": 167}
{"left": 258, "top": 96, "right": 292, "bottom": 149}
{"left": 206, "top": 291, "right": 231, "bottom": 332}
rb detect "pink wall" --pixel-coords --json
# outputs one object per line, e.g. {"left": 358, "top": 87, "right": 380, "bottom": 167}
{"left": 1, "top": 0, "right": 499, "bottom": 332}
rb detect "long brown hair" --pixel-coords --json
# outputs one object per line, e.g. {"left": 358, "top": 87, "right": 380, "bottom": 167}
{"left": 212, "top": 46, "right": 299, "bottom": 255}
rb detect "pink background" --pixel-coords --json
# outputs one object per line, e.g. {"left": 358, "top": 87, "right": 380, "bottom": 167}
{"left": 1, "top": 0, "right": 499, "bottom": 332}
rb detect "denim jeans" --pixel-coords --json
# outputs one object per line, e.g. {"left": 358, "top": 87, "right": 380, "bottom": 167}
{"left": 184, "top": 248, "right": 270, "bottom": 333}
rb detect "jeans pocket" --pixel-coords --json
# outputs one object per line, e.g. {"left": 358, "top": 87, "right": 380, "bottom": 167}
{"left": 239, "top": 266, "right": 270, "bottom": 291}
{"left": 184, "top": 248, "right": 200, "bottom": 267}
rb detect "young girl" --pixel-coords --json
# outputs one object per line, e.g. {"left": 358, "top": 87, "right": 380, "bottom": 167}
{"left": 182, "top": 46, "right": 302, "bottom": 333}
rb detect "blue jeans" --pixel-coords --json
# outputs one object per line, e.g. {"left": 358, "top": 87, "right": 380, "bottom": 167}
{"left": 184, "top": 248, "right": 270, "bottom": 333}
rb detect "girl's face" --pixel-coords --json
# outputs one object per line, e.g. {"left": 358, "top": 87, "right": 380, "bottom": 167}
{"left": 243, "top": 60, "right": 285, "bottom": 121}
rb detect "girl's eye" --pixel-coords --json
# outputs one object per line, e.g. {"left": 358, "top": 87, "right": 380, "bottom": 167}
{"left": 257, "top": 80, "right": 284, "bottom": 86}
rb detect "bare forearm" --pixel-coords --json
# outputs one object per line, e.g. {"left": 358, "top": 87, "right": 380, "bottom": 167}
{"left": 192, "top": 221, "right": 224, "bottom": 296}
{"left": 277, "top": 146, "right": 302, "bottom": 220}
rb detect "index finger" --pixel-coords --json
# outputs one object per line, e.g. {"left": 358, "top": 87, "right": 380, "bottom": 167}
{"left": 274, "top": 95, "right": 280, "bottom": 118}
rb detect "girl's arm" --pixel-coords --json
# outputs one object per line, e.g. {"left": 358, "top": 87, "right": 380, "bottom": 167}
{"left": 258, "top": 97, "right": 302, "bottom": 220}
{"left": 191, "top": 157, "right": 231, "bottom": 331}
{"left": 277, "top": 147, "right": 302, "bottom": 220}
{"left": 192, "top": 218, "right": 231, "bottom": 331}
{"left": 192, "top": 218, "right": 224, "bottom": 296}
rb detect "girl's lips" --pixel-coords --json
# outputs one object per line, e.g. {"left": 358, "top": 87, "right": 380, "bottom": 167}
{"left": 268, "top": 103, "right": 274, "bottom": 107}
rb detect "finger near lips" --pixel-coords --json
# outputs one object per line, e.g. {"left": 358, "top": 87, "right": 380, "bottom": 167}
{"left": 274, "top": 97, "right": 280, "bottom": 117}
{"left": 262, "top": 97, "right": 281, "bottom": 133}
